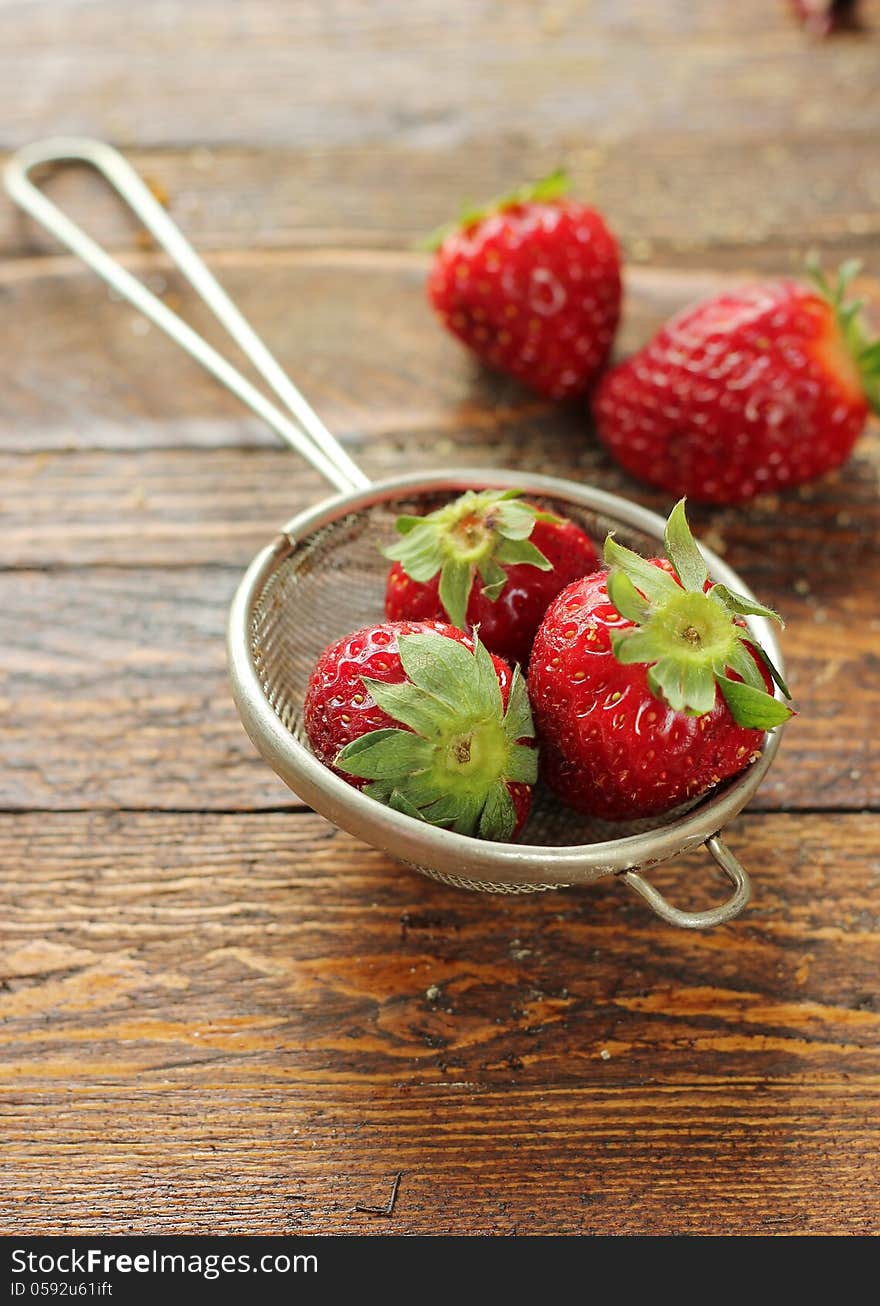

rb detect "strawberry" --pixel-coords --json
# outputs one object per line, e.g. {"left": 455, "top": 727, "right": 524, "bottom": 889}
{"left": 303, "top": 620, "right": 537, "bottom": 841}
{"left": 427, "top": 171, "right": 621, "bottom": 399}
{"left": 593, "top": 260, "right": 879, "bottom": 503}
{"left": 382, "top": 488, "right": 599, "bottom": 667}
{"left": 789, "top": 0, "right": 859, "bottom": 36}
{"left": 529, "top": 502, "right": 793, "bottom": 821}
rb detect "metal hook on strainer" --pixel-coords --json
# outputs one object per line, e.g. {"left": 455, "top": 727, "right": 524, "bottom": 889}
{"left": 5, "top": 139, "right": 788, "bottom": 929}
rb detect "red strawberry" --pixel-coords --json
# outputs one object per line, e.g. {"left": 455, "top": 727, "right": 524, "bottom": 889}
{"left": 789, "top": 0, "right": 859, "bottom": 37}
{"left": 427, "top": 171, "right": 621, "bottom": 399}
{"left": 593, "top": 261, "right": 879, "bottom": 503}
{"left": 529, "top": 502, "right": 793, "bottom": 821}
{"left": 383, "top": 488, "right": 598, "bottom": 667}
{"left": 303, "top": 620, "right": 537, "bottom": 841}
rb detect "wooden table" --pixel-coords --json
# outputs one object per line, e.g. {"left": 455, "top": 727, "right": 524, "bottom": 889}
{"left": 2, "top": 2, "right": 878, "bottom": 1236}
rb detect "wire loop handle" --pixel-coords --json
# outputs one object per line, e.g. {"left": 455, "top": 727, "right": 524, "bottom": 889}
{"left": 621, "top": 835, "right": 751, "bottom": 928}
{"left": 3, "top": 137, "right": 368, "bottom": 495}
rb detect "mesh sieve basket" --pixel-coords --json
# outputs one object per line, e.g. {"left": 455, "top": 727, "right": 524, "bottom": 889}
{"left": 228, "top": 470, "right": 785, "bottom": 925}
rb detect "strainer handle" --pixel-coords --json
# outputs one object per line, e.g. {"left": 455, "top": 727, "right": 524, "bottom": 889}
{"left": 620, "top": 835, "right": 751, "bottom": 929}
{"left": 3, "top": 137, "right": 369, "bottom": 496}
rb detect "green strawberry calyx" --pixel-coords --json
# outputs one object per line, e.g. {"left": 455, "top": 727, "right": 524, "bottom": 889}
{"left": 382, "top": 488, "right": 558, "bottom": 631}
{"left": 334, "top": 630, "right": 537, "bottom": 841}
{"left": 807, "top": 254, "right": 880, "bottom": 415}
{"left": 605, "top": 501, "right": 794, "bottom": 731}
{"left": 422, "top": 169, "right": 570, "bottom": 252}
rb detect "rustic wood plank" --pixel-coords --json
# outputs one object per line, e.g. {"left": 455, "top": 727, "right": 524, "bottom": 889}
{"left": 2, "top": 254, "right": 877, "bottom": 453}
{"left": 2, "top": 1, "right": 879, "bottom": 267}
{"left": 3, "top": 0, "right": 878, "bottom": 154}
{"left": 1, "top": 810, "right": 878, "bottom": 1235}
{"left": 1, "top": 427, "right": 877, "bottom": 574}
{"left": 0, "top": 249, "right": 509, "bottom": 452}
{"left": 0, "top": 565, "right": 277, "bottom": 811}
{"left": 4, "top": 134, "right": 880, "bottom": 264}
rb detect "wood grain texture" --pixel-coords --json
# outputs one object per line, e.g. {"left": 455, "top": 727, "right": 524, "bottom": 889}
{"left": 2, "top": 255, "right": 878, "bottom": 453}
{"left": 2, "top": 1, "right": 879, "bottom": 266}
{"left": 4, "top": 135, "right": 880, "bottom": 265}
{"left": 3, "top": 0, "right": 879, "bottom": 150}
{"left": 2, "top": 0, "right": 879, "bottom": 1240}
{"left": 1, "top": 811, "right": 878, "bottom": 1235}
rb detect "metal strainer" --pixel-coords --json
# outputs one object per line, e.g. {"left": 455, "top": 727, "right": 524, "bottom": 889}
{"left": 6, "top": 139, "right": 788, "bottom": 929}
